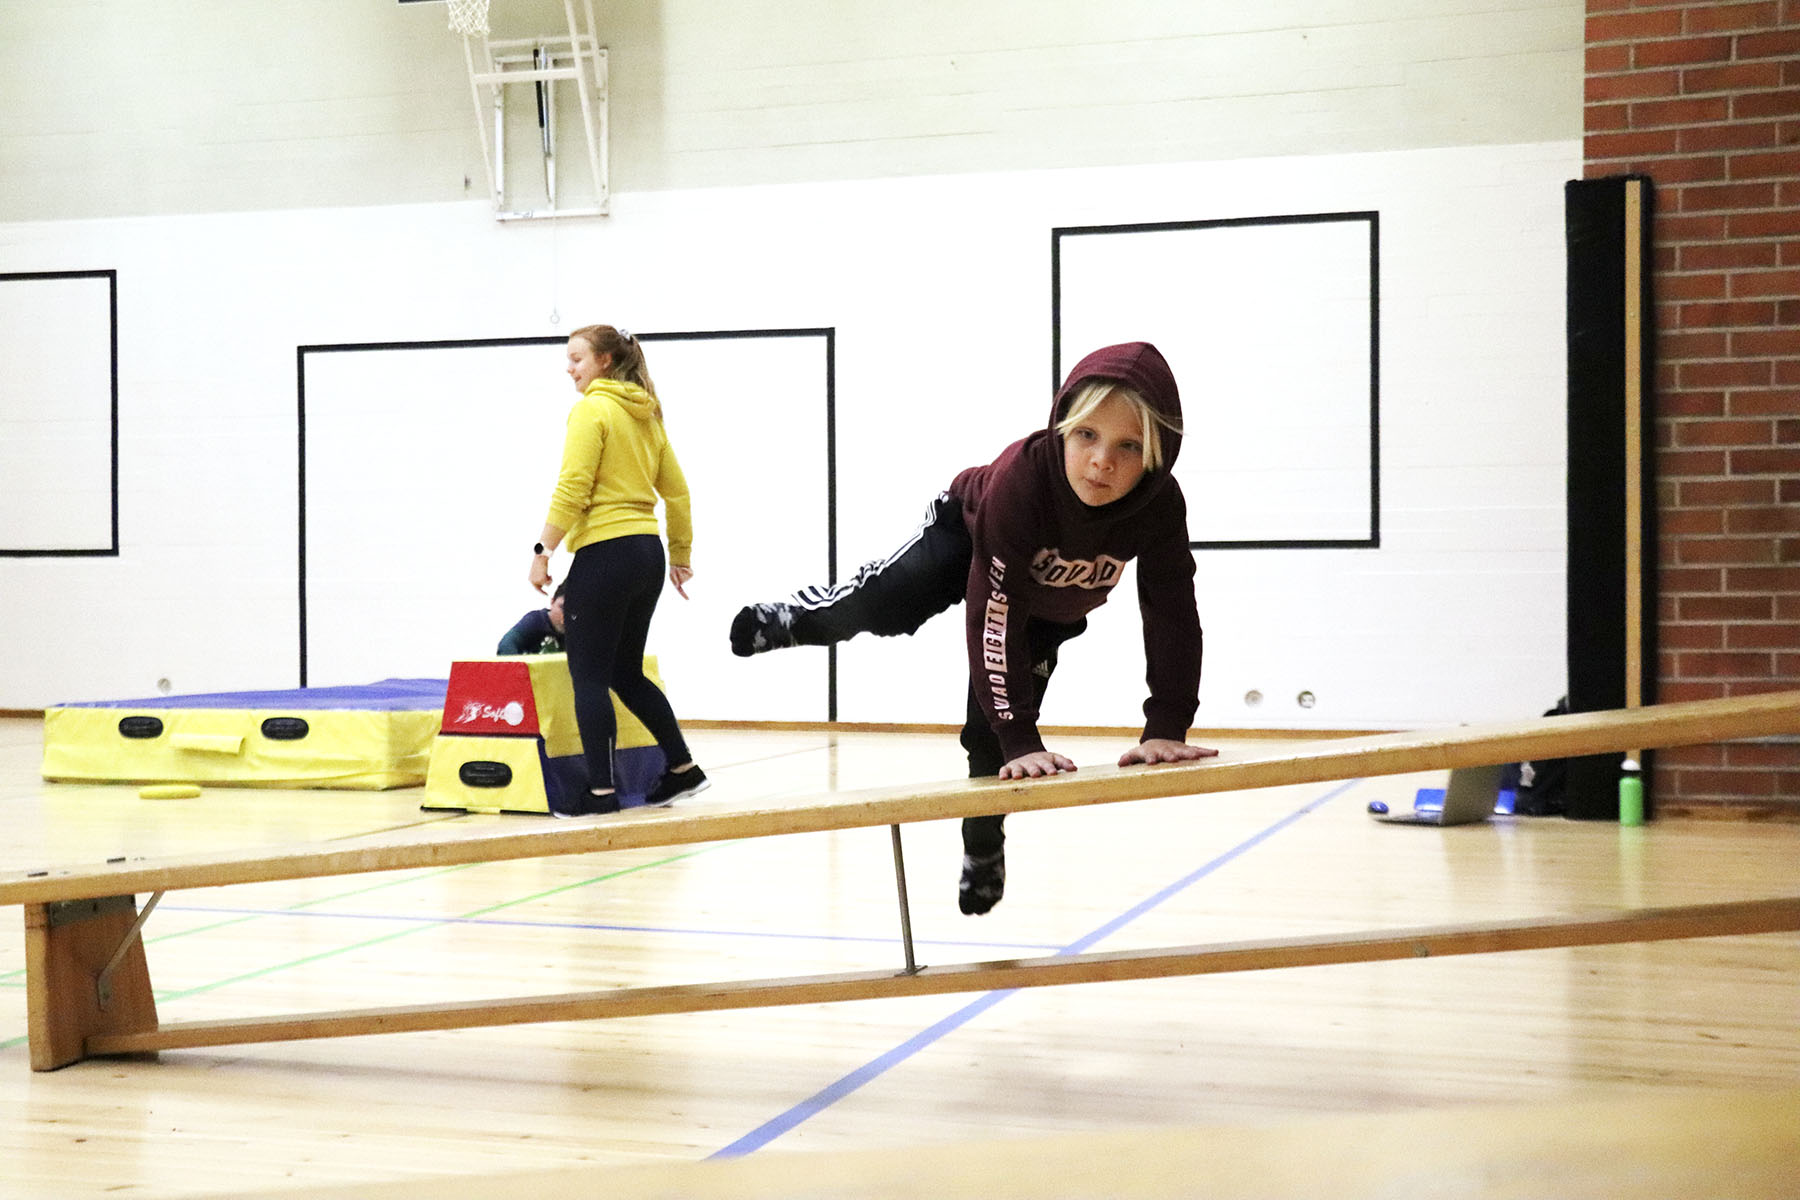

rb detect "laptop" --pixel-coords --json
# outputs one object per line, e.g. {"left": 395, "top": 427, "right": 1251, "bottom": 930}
{"left": 1374, "top": 763, "right": 1505, "bottom": 827}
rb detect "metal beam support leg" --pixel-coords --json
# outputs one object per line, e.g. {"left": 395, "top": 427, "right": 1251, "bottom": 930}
{"left": 889, "top": 825, "right": 921, "bottom": 975}
{"left": 97, "top": 890, "right": 163, "bottom": 1008}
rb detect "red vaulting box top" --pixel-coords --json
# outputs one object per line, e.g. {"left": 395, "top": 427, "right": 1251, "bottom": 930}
{"left": 440, "top": 660, "right": 542, "bottom": 737}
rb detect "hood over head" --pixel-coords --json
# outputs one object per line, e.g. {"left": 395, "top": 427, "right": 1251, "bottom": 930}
{"left": 1050, "top": 342, "right": 1183, "bottom": 474}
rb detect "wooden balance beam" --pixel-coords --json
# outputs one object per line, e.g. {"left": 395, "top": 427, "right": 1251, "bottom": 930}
{"left": 5, "top": 689, "right": 1799, "bottom": 1072}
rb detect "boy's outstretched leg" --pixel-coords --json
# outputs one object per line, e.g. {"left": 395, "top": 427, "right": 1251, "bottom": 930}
{"left": 727, "top": 494, "right": 970, "bottom": 658}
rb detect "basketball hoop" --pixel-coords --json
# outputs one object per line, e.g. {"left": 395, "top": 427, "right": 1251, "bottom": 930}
{"left": 446, "top": 0, "right": 490, "bottom": 36}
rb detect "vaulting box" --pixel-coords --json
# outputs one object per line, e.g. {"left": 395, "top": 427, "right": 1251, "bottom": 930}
{"left": 421, "top": 654, "right": 665, "bottom": 814}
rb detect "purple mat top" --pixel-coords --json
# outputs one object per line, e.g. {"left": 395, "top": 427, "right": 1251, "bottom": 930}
{"left": 59, "top": 678, "right": 449, "bottom": 712}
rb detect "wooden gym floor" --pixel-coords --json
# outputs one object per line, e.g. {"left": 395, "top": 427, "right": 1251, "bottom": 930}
{"left": 2, "top": 715, "right": 1796, "bottom": 1198}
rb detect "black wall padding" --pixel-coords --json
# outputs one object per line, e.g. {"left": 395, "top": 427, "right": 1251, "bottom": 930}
{"left": 1564, "top": 175, "right": 1657, "bottom": 820}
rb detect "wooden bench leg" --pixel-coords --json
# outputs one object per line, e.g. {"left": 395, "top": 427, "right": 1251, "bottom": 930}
{"left": 24, "top": 897, "right": 159, "bottom": 1071}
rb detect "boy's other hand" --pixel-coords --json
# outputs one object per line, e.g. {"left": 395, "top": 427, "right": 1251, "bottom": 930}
{"left": 1119, "top": 739, "right": 1218, "bottom": 768}
{"left": 998, "top": 750, "right": 1077, "bottom": 779}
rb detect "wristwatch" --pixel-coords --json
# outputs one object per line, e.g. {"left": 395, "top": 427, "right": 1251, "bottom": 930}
{"left": 533, "top": 542, "right": 548, "bottom": 557}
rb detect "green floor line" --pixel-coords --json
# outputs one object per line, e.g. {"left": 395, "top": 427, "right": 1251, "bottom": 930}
{"left": 0, "top": 847, "right": 721, "bottom": 1051}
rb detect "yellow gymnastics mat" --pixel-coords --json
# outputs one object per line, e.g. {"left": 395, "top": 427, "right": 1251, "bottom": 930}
{"left": 42, "top": 678, "right": 446, "bottom": 790}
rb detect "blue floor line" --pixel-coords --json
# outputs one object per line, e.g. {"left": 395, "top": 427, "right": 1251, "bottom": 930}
{"left": 156, "top": 905, "right": 1063, "bottom": 953}
{"left": 710, "top": 779, "right": 1359, "bottom": 1159}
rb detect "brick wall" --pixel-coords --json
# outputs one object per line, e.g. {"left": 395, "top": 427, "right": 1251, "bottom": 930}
{"left": 1584, "top": 0, "right": 1799, "bottom": 816}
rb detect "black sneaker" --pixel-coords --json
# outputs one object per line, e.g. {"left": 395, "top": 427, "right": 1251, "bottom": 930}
{"left": 551, "top": 790, "right": 618, "bottom": 819}
{"left": 645, "top": 765, "right": 709, "bottom": 808}
{"left": 729, "top": 603, "right": 798, "bottom": 657}
{"left": 958, "top": 850, "right": 1005, "bottom": 915}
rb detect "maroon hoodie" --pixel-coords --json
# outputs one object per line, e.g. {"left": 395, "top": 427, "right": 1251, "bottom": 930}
{"left": 947, "top": 342, "right": 1202, "bottom": 762}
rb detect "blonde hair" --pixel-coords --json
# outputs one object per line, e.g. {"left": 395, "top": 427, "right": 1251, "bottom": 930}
{"left": 571, "top": 324, "right": 660, "bottom": 418}
{"left": 1054, "top": 381, "right": 1180, "bottom": 472}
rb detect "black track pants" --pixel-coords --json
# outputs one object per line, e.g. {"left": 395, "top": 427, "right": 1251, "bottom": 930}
{"left": 785, "top": 494, "right": 972, "bottom": 645}
{"left": 779, "top": 494, "right": 1084, "bottom": 852}
{"left": 958, "top": 616, "right": 1085, "bottom": 857}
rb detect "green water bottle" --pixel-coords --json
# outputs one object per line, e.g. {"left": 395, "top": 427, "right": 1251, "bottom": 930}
{"left": 1618, "top": 758, "right": 1644, "bottom": 826}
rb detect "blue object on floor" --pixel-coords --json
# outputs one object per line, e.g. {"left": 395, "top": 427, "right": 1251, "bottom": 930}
{"left": 1367, "top": 800, "right": 1388, "bottom": 815}
{"left": 1415, "top": 785, "right": 1515, "bottom": 815}
{"left": 1413, "top": 786, "right": 1446, "bottom": 812}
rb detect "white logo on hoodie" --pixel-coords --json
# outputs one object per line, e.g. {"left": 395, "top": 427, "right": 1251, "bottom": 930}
{"left": 1031, "top": 549, "right": 1125, "bottom": 589}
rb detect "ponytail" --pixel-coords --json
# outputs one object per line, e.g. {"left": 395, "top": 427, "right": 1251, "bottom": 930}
{"left": 570, "top": 324, "right": 661, "bottom": 419}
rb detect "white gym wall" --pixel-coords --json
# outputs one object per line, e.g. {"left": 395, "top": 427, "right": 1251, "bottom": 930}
{"left": 0, "top": 0, "right": 1582, "bottom": 733}
{"left": 302, "top": 331, "right": 834, "bottom": 721}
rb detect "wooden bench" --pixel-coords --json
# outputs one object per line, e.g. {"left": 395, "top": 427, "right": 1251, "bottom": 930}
{"left": 6, "top": 690, "right": 1800, "bottom": 1072}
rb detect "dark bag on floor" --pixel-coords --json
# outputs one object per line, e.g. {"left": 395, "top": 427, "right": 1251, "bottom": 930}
{"left": 1513, "top": 697, "right": 1570, "bottom": 817}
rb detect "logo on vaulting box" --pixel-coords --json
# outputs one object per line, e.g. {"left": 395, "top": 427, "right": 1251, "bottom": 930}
{"left": 440, "top": 660, "right": 542, "bottom": 737}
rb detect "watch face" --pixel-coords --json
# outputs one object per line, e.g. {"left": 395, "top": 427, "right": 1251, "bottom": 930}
{"left": 534, "top": 543, "right": 546, "bottom": 555}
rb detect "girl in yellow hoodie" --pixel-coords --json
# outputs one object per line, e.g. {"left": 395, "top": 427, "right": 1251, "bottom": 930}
{"left": 528, "top": 325, "right": 707, "bottom": 815}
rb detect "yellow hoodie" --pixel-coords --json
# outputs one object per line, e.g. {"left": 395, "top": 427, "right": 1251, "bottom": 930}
{"left": 545, "top": 378, "right": 693, "bottom": 564}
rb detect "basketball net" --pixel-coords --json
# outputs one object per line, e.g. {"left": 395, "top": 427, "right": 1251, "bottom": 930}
{"left": 446, "top": 0, "right": 490, "bottom": 36}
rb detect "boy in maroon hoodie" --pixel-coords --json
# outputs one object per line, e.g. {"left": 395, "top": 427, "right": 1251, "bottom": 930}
{"left": 730, "top": 342, "right": 1213, "bottom": 914}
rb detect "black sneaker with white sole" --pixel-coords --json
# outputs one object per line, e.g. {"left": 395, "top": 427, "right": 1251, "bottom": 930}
{"left": 645, "top": 765, "right": 709, "bottom": 807}
{"left": 551, "top": 791, "right": 618, "bottom": 819}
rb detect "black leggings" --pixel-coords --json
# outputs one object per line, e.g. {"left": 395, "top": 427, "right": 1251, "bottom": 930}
{"left": 783, "top": 495, "right": 1084, "bottom": 854}
{"left": 562, "top": 535, "right": 691, "bottom": 792}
